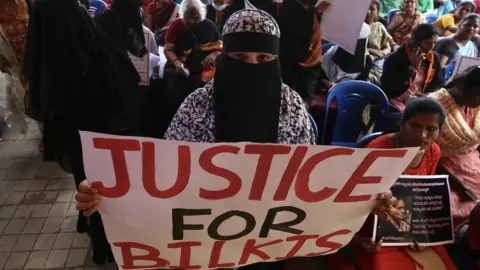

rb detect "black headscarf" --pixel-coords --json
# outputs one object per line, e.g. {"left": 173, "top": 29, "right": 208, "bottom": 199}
{"left": 214, "top": 9, "right": 282, "bottom": 143}
{"left": 220, "top": 0, "right": 275, "bottom": 29}
{"left": 25, "top": 0, "right": 94, "bottom": 120}
{"left": 277, "top": 0, "right": 315, "bottom": 63}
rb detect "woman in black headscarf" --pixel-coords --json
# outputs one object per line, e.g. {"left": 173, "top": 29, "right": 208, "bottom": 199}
{"left": 273, "top": 0, "right": 329, "bottom": 106}
{"left": 76, "top": 9, "right": 314, "bottom": 270}
{"left": 220, "top": 0, "right": 275, "bottom": 29}
{"left": 164, "top": 9, "right": 315, "bottom": 144}
{"left": 76, "top": 12, "right": 398, "bottom": 270}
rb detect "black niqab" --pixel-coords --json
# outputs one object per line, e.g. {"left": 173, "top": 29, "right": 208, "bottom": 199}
{"left": 214, "top": 9, "right": 282, "bottom": 143}
{"left": 214, "top": 55, "right": 282, "bottom": 143}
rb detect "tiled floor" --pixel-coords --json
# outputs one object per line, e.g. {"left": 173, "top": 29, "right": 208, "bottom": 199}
{"left": 0, "top": 120, "right": 116, "bottom": 270}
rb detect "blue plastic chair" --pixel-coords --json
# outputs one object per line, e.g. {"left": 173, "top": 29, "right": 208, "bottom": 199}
{"left": 322, "top": 43, "right": 335, "bottom": 55}
{"left": 444, "top": 62, "right": 456, "bottom": 86}
{"left": 322, "top": 81, "right": 393, "bottom": 147}
{"left": 308, "top": 113, "right": 319, "bottom": 144}
{"left": 356, "top": 132, "right": 382, "bottom": 148}
{"left": 387, "top": 9, "right": 400, "bottom": 26}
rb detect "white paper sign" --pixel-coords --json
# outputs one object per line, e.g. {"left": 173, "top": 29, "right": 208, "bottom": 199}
{"left": 80, "top": 131, "right": 418, "bottom": 270}
{"left": 320, "top": 0, "right": 371, "bottom": 54}
{"left": 129, "top": 33, "right": 150, "bottom": 86}
{"left": 451, "top": 56, "right": 480, "bottom": 79}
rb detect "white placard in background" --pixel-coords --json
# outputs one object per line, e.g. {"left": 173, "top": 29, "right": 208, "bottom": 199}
{"left": 320, "top": 0, "right": 371, "bottom": 54}
{"left": 129, "top": 32, "right": 150, "bottom": 86}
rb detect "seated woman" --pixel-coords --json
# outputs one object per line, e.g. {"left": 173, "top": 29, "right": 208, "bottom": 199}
{"left": 436, "top": 0, "right": 457, "bottom": 16}
{"left": 163, "top": 0, "right": 222, "bottom": 136}
{"left": 329, "top": 97, "right": 457, "bottom": 270}
{"left": 76, "top": 9, "right": 398, "bottom": 270}
{"left": 206, "top": 0, "right": 227, "bottom": 28}
{"left": 382, "top": 24, "right": 442, "bottom": 111}
{"left": 145, "top": 0, "right": 180, "bottom": 45}
{"left": 433, "top": 0, "right": 475, "bottom": 37}
{"left": 429, "top": 66, "right": 480, "bottom": 269}
{"left": 429, "top": 65, "right": 480, "bottom": 235}
{"left": 322, "top": 23, "right": 373, "bottom": 83}
{"left": 164, "top": 9, "right": 314, "bottom": 145}
{"left": 367, "top": 0, "right": 399, "bottom": 85}
{"left": 435, "top": 13, "right": 480, "bottom": 68}
{"left": 389, "top": 0, "right": 425, "bottom": 45}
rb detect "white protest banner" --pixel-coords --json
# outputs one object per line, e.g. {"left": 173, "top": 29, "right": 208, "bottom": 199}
{"left": 80, "top": 131, "right": 418, "bottom": 270}
{"left": 320, "top": 0, "right": 371, "bottom": 54}
{"left": 129, "top": 32, "right": 150, "bottom": 86}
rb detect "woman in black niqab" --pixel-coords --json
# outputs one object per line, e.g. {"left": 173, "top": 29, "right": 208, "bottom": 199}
{"left": 214, "top": 9, "right": 282, "bottom": 143}
{"left": 163, "top": 9, "right": 315, "bottom": 145}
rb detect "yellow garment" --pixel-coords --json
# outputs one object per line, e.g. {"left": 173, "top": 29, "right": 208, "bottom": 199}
{"left": 429, "top": 89, "right": 480, "bottom": 156}
{"left": 433, "top": 13, "right": 456, "bottom": 37}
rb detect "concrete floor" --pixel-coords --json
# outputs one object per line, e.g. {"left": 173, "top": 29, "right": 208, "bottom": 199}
{"left": 0, "top": 119, "right": 117, "bottom": 270}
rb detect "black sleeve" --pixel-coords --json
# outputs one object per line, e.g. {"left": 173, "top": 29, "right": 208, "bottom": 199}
{"left": 211, "top": 20, "right": 222, "bottom": 40}
{"left": 380, "top": 51, "right": 415, "bottom": 99}
{"left": 434, "top": 39, "right": 457, "bottom": 62}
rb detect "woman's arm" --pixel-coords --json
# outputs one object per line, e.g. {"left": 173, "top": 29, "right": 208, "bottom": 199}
{"left": 388, "top": 14, "right": 403, "bottom": 34}
{"left": 446, "top": 25, "right": 458, "bottom": 34}
{"left": 381, "top": 52, "right": 414, "bottom": 99}
{"left": 164, "top": 43, "right": 178, "bottom": 62}
{"left": 439, "top": 55, "right": 449, "bottom": 67}
{"left": 381, "top": 42, "right": 392, "bottom": 57}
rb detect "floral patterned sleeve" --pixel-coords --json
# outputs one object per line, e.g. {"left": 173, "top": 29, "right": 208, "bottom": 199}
{"left": 278, "top": 85, "right": 316, "bottom": 145}
{"left": 164, "top": 87, "right": 215, "bottom": 143}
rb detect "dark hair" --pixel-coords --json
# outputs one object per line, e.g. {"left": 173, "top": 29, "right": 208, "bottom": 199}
{"left": 458, "top": 0, "right": 477, "bottom": 11}
{"left": 445, "top": 65, "right": 480, "bottom": 90}
{"left": 401, "top": 0, "right": 417, "bottom": 11}
{"left": 459, "top": 13, "right": 480, "bottom": 26}
{"left": 402, "top": 97, "right": 446, "bottom": 128}
{"left": 412, "top": 24, "right": 439, "bottom": 42}
{"left": 371, "top": 0, "right": 381, "bottom": 11}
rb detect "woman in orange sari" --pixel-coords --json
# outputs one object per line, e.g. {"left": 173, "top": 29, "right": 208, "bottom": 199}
{"left": 429, "top": 66, "right": 480, "bottom": 269}
{"left": 0, "top": 0, "right": 29, "bottom": 108}
{"left": 329, "top": 97, "right": 457, "bottom": 270}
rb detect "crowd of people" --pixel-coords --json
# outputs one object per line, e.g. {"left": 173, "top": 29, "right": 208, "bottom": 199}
{"left": 1, "top": 0, "right": 480, "bottom": 269}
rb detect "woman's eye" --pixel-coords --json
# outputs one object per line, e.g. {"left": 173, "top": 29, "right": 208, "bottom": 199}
{"left": 258, "top": 56, "right": 268, "bottom": 63}
{"left": 258, "top": 54, "right": 274, "bottom": 63}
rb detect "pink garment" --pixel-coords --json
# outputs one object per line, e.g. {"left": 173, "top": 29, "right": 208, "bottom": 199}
{"left": 440, "top": 108, "right": 480, "bottom": 229}
{"left": 390, "top": 62, "right": 427, "bottom": 111}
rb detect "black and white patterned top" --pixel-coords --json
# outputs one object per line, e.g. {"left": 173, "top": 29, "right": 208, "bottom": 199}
{"left": 164, "top": 81, "right": 315, "bottom": 145}
{"left": 222, "top": 9, "right": 281, "bottom": 38}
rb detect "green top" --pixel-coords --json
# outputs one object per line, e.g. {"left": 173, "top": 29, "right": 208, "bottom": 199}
{"left": 380, "top": 0, "right": 403, "bottom": 17}
{"left": 380, "top": 0, "right": 434, "bottom": 17}
{"left": 417, "top": 0, "right": 434, "bottom": 13}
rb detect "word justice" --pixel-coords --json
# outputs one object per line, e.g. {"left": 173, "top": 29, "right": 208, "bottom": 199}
{"left": 90, "top": 137, "right": 408, "bottom": 202}
{"left": 114, "top": 228, "right": 352, "bottom": 270}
